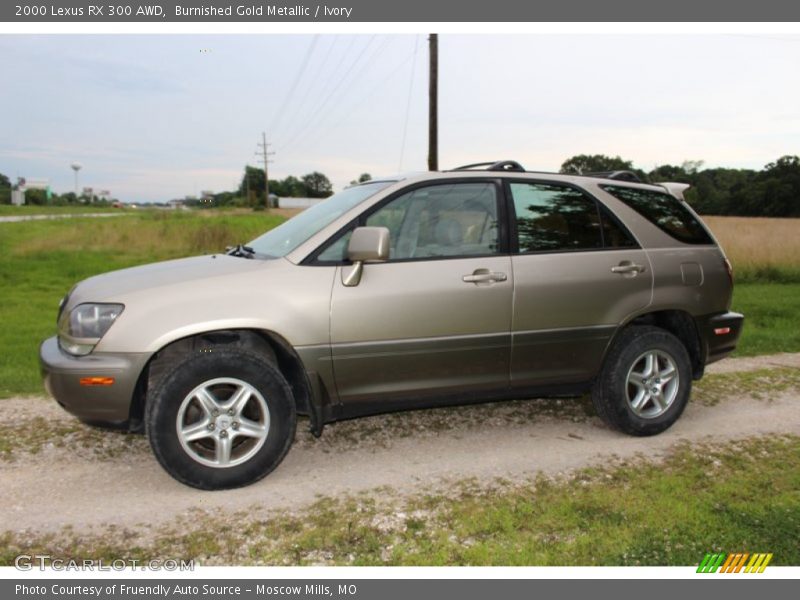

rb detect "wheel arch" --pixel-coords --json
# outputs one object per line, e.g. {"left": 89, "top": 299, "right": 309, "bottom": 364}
{"left": 129, "top": 328, "right": 321, "bottom": 433}
{"left": 605, "top": 309, "right": 704, "bottom": 380}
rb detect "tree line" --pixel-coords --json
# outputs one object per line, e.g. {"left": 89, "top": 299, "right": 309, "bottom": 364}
{"left": 560, "top": 154, "right": 800, "bottom": 217}
{"left": 2, "top": 156, "right": 798, "bottom": 216}
{"left": 200, "top": 169, "right": 377, "bottom": 208}
{"left": 196, "top": 167, "right": 339, "bottom": 208}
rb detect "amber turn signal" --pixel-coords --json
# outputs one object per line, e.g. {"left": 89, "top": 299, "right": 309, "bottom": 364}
{"left": 79, "top": 376, "right": 115, "bottom": 386}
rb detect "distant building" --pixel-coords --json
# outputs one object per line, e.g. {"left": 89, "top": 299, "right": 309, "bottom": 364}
{"left": 13, "top": 177, "right": 51, "bottom": 205}
{"left": 278, "top": 197, "right": 324, "bottom": 209}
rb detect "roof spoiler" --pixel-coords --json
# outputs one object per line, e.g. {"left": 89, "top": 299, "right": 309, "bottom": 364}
{"left": 659, "top": 182, "right": 691, "bottom": 201}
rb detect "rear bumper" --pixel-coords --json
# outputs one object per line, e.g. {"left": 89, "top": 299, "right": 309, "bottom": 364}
{"left": 697, "top": 311, "right": 745, "bottom": 366}
{"left": 39, "top": 336, "right": 150, "bottom": 427}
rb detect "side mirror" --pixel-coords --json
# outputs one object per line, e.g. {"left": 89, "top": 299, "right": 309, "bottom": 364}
{"left": 342, "top": 226, "right": 390, "bottom": 287}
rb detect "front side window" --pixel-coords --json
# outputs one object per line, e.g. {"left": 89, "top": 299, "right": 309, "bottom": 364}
{"left": 367, "top": 182, "right": 499, "bottom": 260}
{"left": 601, "top": 185, "right": 713, "bottom": 245}
{"left": 317, "top": 229, "right": 353, "bottom": 262}
{"left": 317, "top": 182, "right": 501, "bottom": 263}
{"left": 510, "top": 182, "right": 637, "bottom": 253}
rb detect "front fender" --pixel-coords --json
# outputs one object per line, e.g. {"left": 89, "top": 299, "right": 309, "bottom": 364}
{"left": 95, "top": 262, "right": 336, "bottom": 354}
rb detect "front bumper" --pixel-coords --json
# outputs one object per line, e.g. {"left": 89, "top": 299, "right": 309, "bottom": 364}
{"left": 39, "top": 336, "right": 151, "bottom": 426}
{"left": 698, "top": 311, "right": 745, "bottom": 366}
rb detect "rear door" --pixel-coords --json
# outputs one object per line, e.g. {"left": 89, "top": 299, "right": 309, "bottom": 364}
{"left": 507, "top": 180, "right": 653, "bottom": 386}
{"left": 326, "top": 180, "right": 513, "bottom": 407}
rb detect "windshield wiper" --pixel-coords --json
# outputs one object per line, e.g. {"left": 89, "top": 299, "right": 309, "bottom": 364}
{"left": 225, "top": 244, "right": 256, "bottom": 259}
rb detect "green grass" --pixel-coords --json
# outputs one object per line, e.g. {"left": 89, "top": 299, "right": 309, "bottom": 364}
{"left": 693, "top": 367, "right": 800, "bottom": 405}
{"left": 0, "top": 211, "right": 798, "bottom": 398}
{"left": 0, "top": 211, "right": 285, "bottom": 398}
{"left": 1, "top": 435, "right": 797, "bottom": 566}
{"left": 735, "top": 265, "right": 800, "bottom": 284}
{"left": 731, "top": 283, "right": 800, "bottom": 356}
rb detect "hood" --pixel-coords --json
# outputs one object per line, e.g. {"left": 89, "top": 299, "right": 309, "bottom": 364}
{"left": 69, "top": 255, "right": 277, "bottom": 305}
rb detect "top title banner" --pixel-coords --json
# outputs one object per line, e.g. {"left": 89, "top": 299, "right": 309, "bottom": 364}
{"left": 5, "top": 0, "right": 800, "bottom": 22}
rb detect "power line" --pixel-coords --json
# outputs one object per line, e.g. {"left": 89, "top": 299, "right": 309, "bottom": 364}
{"left": 280, "top": 44, "right": 420, "bottom": 158}
{"left": 280, "top": 36, "right": 398, "bottom": 156}
{"left": 275, "top": 35, "right": 357, "bottom": 148}
{"left": 268, "top": 35, "right": 319, "bottom": 138}
{"left": 398, "top": 35, "right": 420, "bottom": 172}
{"left": 301, "top": 36, "right": 393, "bottom": 137}
{"left": 277, "top": 36, "right": 376, "bottom": 153}
{"left": 278, "top": 36, "right": 379, "bottom": 154}
{"left": 275, "top": 36, "right": 341, "bottom": 142}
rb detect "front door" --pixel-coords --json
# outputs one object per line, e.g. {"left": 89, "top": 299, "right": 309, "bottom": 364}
{"left": 328, "top": 181, "right": 513, "bottom": 406}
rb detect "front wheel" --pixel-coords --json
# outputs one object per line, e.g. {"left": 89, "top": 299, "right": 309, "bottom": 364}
{"left": 146, "top": 349, "right": 296, "bottom": 490}
{"left": 592, "top": 325, "right": 692, "bottom": 436}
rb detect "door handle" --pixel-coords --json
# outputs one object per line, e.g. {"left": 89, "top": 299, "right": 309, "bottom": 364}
{"left": 611, "top": 262, "right": 645, "bottom": 275}
{"left": 462, "top": 269, "right": 507, "bottom": 284}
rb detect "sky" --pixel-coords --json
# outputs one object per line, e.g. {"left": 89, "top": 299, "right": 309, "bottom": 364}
{"left": 1, "top": 33, "right": 799, "bottom": 202}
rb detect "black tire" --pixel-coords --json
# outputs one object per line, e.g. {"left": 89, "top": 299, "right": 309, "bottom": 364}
{"left": 146, "top": 348, "right": 296, "bottom": 490}
{"left": 592, "top": 325, "right": 692, "bottom": 436}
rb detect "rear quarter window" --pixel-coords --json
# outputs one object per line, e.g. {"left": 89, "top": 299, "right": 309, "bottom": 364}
{"left": 600, "top": 185, "right": 714, "bottom": 245}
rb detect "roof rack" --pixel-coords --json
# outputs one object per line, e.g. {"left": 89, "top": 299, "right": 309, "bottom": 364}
{"left": 448, "top": 162, "right": 648, "bottom": 184}
{"left": 452, "top": 160, "right": 526, "bottom": 172}
{"left": 581, "top": 170, "right": 644, "bottom": 183}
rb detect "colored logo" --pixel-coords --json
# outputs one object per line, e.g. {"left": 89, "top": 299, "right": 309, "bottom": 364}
{"left": 697, "top": 552, "right": 772, "bottom": 573}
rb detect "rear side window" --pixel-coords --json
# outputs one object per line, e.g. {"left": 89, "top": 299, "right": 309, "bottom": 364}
{"left": 601, "top": 185, "right": 714, "bottom": 245}
{"left": 509, "top": 182, "right": 637, "bottom": 253}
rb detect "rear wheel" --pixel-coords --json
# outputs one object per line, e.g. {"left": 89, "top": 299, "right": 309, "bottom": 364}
{"left": 592, "top": 325, "right": 691, "bottom": 436}
{"left": 146, "top": 349, "right": 296, "bottom": 490}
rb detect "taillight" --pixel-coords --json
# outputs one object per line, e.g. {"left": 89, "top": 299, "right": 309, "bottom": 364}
{"left": 723, "top": 258, "right": 734, "bottom": 285}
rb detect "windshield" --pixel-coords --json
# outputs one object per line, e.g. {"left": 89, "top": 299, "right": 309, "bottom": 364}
{"left": 247, "top": 181, "right": 395, "bottom": 258}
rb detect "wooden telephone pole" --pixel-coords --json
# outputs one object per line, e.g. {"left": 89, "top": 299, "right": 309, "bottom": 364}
{"left": 256, "top": 132, "right": 275, "bottom": 209}
{"left": 428, "top": 33, "right": 438, "bottom": 172}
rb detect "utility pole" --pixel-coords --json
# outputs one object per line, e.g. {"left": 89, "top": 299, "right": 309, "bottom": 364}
{"left": 255, "top": 132, "right": 275, "bottom": 208}
{"left": 428, "top": 33, "right": 438, "bottom": 172}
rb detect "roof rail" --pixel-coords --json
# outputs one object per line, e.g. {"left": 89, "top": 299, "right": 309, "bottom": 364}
{"left": 582, "top": 170, "right": 644, "bottom": 183}
{"left": 446, "top": 162, "right": 650, "bottom": 184}
{"left": 452, "top": 160, "right": 526, "bottom": 172}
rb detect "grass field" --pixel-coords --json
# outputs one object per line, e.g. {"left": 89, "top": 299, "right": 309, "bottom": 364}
{"left": 704, "top": 216, "right": 800, "bottom": 283}
{"left": 727, "top": 284, "right": 800, "bottom": 356}
{"left": 0, "top": 211, "right": 798, "bottom": 398}
{"left": 1, "top": 434, "right": 797, "bottom": 566}
{"left": 0, "top": 210, "right": 798, "bottom": 568}
{"left": 0, "top": 211, "right": 285, "bottom": 398}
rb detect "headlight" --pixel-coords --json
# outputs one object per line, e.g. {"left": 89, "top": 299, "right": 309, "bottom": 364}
{"left": 68, "top": 303, "right": 124, "bottom": 338}
{"left": 58, "top": 303, "right": 124, "bottom": 356}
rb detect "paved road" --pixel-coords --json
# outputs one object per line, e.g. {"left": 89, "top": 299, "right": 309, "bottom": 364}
{"left": 0, "top": 213, "right": 124, "bottom": 223}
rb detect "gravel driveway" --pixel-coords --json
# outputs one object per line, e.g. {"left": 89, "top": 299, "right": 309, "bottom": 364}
{"left": 1, "top": 353, "right": 798, "bottom": 534}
